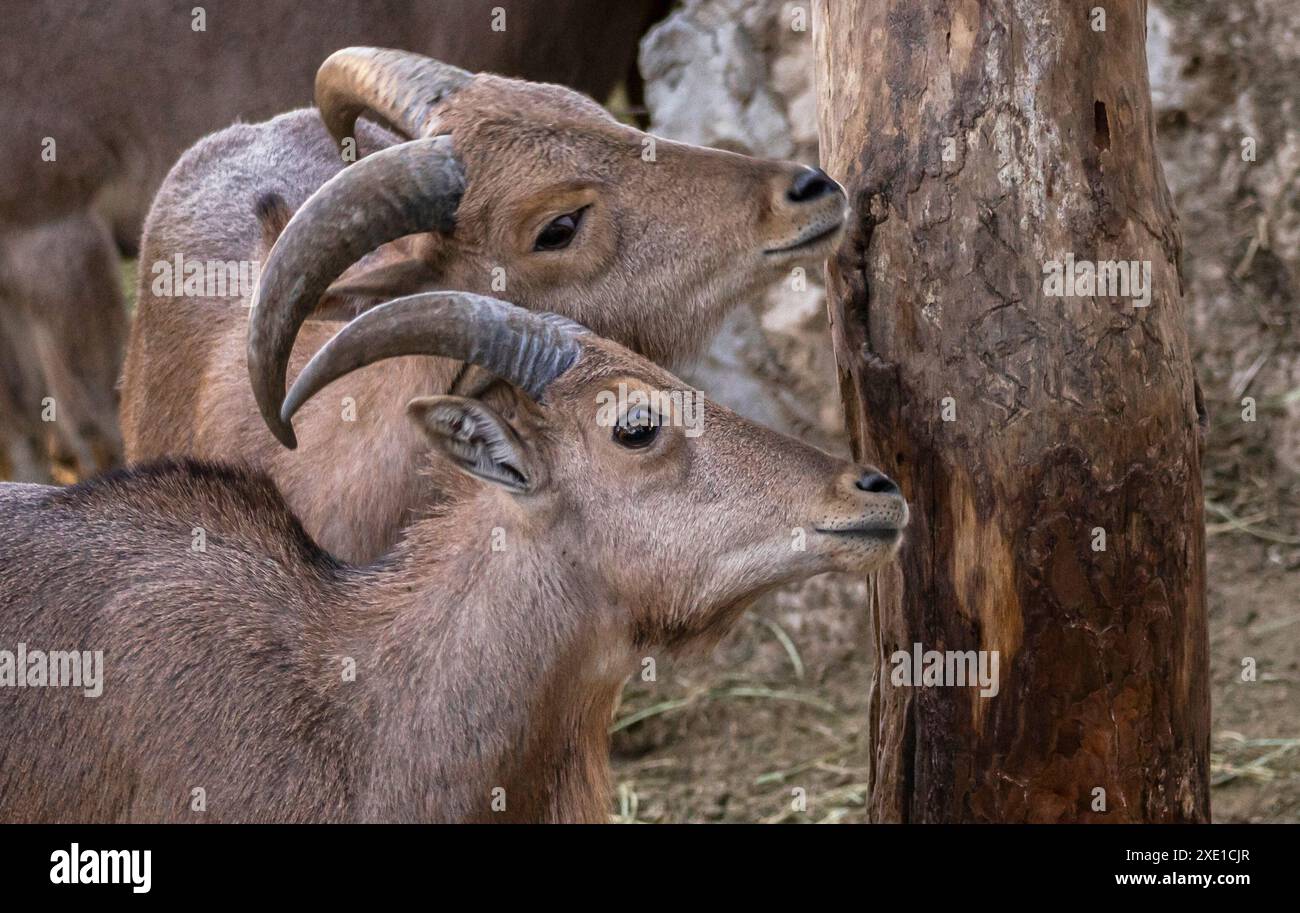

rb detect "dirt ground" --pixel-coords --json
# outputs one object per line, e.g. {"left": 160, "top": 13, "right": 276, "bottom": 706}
{"left": 609, "top": 515, "right": 1300, "bottom": 824}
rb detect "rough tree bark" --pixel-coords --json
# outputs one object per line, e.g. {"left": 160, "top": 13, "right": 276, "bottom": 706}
{"left": 812, "top": 0, "right": 1210, "bottom": 822}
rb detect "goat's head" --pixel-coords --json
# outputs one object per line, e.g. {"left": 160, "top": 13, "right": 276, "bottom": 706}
{"left": 280, "top": 292, "right": 907, "bottom": 652}
{"left": 250, "top": 47, "right": 848, "bottom": 448}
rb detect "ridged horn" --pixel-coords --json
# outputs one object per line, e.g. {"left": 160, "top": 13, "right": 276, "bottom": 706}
{"left": 316, "top": 47, "right": 472, "bottom": 149}
{"left": 280, "top": 293, "right": 587, "bottom": 445}
{"left": 247, "top": 135, "right": 465, "bottom": 448}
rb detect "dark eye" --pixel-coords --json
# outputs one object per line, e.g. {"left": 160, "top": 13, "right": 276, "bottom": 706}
{"left": 613, "top": 406, "right": 658, "bottom": 449}
{"left": 533, "top": 207, "right": 586, "bottom": 251}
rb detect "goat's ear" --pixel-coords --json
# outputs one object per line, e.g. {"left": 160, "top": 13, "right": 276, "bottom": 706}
{"left": 313, "top": 237, "right": 446, "bottom": 320}
{"left": 313, "top": 258, "right": 443, "bottom": 321}
{"left": 254, "top": 192, "right": 293, "bottom": 254}
{"left": 407, "top": 396, "right": 537, "bottom": 493}
{"left": 323, "top": 257, "right": 440, "bottom": 301}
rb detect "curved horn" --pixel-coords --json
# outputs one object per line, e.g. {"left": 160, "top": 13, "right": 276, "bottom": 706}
{"left": 247, "top": 136, "right": 465, "bottom": 448}
{"left": 316, "top": 47, "right": 472, "bottom": 149}
{"left": 280, "top": 293, "right": 587, "bottom": 446}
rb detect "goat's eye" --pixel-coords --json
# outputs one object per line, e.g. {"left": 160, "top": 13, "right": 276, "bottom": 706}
{"left": 533, "top": 208, "right": 585, "bottom": 251}
{"left": 613, "top": 406, "right": 658, "bottom": 449}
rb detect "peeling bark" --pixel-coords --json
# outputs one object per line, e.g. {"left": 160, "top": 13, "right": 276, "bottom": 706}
{"left": 813, "top": 0, "right": 1210, "bottom": 822}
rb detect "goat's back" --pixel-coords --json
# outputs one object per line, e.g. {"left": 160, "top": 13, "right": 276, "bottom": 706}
{"left": 0, "top": 461, "right": 358, "bottom": 822}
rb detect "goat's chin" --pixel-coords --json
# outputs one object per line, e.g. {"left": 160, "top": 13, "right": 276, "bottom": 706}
{"left": 760, "top": 220, "right": 847, "bottom": 264}
{"left": 814, "top": 530, "right": 905, "bottom": 575}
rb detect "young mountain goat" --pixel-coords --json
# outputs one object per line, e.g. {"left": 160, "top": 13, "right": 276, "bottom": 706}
{"left": 1, "top": 292, "right": 906, "bottom": 823}
{"left": 119, "top": 47, "right": 848, "bottom": 563}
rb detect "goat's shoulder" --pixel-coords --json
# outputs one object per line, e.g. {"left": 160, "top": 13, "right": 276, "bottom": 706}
{"left": 52, "top": 457, "right": 266, "bottom": 506}
{"left": 47, "top": 459, "right": 340, "bottom": 572}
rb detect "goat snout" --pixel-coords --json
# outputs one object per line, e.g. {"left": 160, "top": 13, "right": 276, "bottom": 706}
{"left": 811, "top": 466, "right": 910, "bottom": 551}
{"left": 763, "top": 166, "right": 847, "bottom": 256}
{"left": 855, "top": 470, "right": 900, "bottom": 496}
{"left": 786, "top": 167, "right": 839, "bottom": 204}
{"left": 845, "top": 466, "right": 907, "bottom": 526}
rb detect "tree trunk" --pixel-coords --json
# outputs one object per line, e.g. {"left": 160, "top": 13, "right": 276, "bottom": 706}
{"left": 812, "top": 0, "right": 1210, "bottom": 822}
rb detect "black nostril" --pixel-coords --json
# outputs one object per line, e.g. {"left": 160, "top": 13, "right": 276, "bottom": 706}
{"left": 856, "top": 471, "right": 900, "bottom": 495}
{"left": 786, "top": 167, "right": 837, "bottom": 204}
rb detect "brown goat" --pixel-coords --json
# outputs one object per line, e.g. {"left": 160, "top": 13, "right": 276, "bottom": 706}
{"left": 120, "top": 47, "right": 848, "bottom": 563}
{"left": 0, "top": 293, "right": 907, "bottom": 823}
{"left": 0, "top": 0, "right": 666, "bottom": 481}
